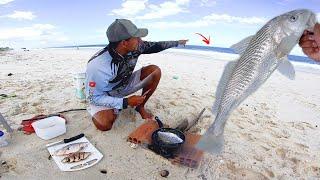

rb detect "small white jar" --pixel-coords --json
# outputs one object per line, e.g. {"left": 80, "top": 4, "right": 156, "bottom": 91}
{"left": 0, "top": 130, "right": 8, "bottom": 147}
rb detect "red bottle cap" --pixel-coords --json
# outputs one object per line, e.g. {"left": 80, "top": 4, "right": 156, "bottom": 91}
{"left": 89, "top": 81, "right": 96, "bottom": 87}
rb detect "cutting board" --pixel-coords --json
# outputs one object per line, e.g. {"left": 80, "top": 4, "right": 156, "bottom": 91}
{"left": 47, "top": 136, "right": 103, "bottom": 171}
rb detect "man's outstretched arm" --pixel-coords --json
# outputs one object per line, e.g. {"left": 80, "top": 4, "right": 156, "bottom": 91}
{"left": 138, "top": 40, "right": 188, "bottom": 54}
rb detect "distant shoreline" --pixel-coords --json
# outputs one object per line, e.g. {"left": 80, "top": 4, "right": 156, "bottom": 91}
{"left": 49, "top": 44, "right": 319, "bottom": 65}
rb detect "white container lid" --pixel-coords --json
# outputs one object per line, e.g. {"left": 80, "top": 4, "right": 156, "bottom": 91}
{"left": 32, "top": 116, "right": 66, "bottom": 140}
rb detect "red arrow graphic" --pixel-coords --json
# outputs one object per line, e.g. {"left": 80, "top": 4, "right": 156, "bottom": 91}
{"left": 195, "top": 33, "right": 210, "bottom": 45}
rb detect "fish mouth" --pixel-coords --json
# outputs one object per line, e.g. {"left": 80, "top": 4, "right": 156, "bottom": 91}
{"left": 306, "top": 12, "right": 317, "bottom": 31}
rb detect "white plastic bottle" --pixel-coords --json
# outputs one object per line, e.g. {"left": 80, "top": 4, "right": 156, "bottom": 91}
{"left": 0, "top": 130, "right": 8, "bottom": 147}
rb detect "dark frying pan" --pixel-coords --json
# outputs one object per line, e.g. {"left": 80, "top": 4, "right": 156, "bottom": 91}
{"left": 149, "top": 116, "right": 185, "bottom": 158}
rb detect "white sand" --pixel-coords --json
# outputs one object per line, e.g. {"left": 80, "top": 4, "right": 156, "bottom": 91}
{"left": 0, "top": 48, "right": 319, "bottom": 179}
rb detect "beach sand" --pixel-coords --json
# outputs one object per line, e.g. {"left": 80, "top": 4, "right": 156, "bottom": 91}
{"left": 0, "top": 48, "right": 319, "bottom": 179}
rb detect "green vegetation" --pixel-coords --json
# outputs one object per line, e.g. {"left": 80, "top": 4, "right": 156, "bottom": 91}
{"left": 0, "top": 47, "right": 12, "bottom": 51}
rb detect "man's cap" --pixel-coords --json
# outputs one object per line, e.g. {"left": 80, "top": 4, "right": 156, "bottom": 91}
{"left": 107, "top": 19, "right": 148, "bottom": 42}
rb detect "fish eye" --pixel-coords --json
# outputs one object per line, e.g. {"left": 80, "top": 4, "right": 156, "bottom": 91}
{"left": 289, "top": 15, "right": 298, "bottom": 22}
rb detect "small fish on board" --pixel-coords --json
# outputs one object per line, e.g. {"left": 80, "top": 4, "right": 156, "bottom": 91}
{"left": 61, "top": 152, "right": 91, "bottom": 163}
{"left": 54, "top": 142, "right": 88, "bottom": 156}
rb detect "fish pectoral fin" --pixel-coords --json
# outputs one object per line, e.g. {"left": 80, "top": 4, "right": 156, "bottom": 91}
{"left": 276, "top": 34, "right": 298, "bottom": 59}
{"left": 277, "top": 56, "right": 295, "bottom": 80}
{"left": 230, "top": 35, "right": 254, "bottom": 55}
{"left": 212, "top": 61, "right": 237, "bottom": 115}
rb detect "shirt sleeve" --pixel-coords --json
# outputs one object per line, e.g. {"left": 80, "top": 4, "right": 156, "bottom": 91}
{"left": 138, "top": 40, "right": 179, "bottom": 54}
{"left": 85, "top": 57, "right": 125, "bottom": 110}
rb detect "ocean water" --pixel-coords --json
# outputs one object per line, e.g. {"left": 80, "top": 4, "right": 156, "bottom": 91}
{"left": 58, "top": 44, "right": 319, "bottom": 65}
{"left": 175, "top": 45, "right": 319, "bottom": 65}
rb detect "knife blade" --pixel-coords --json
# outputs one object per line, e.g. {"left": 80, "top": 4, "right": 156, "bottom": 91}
{"left": 46, "top": 133, "right": 85, "bottom": 148}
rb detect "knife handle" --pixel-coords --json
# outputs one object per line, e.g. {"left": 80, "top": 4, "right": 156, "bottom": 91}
{"left": 63, "top": 133, "right": 84, "bottom": 143}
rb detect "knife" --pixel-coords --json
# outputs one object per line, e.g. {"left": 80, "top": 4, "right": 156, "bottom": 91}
{"left": 46, "top": 133, "right": 85, "bottom": 148}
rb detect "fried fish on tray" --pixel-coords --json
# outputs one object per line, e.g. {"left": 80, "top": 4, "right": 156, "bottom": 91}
{"left": 61, "top": 152, "right": 91, "bottom": 163}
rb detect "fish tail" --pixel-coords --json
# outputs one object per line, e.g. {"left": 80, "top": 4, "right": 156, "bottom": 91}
{"left": 196, "top": 113, "right": 228, "bottom": 154}
{"left": 196, "top": 131, "right": 224, "bottom": 154}
{"left": 210, "top": 107, "right": 231, "bottom": 135}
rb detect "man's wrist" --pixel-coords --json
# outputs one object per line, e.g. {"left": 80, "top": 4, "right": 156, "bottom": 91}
{"left": 123, "top": 98, "right": 128, "bottom": 109}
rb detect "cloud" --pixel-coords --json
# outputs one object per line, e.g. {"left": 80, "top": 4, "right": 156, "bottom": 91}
{"left": 148, "top": 20, "right": 209, "bottom": 29}
{"left": 0, "top": 0, "right": 14, "bottom": 5}
{"left": 110, "top": 0, "right": 190, "bottom": 19}
{"left": 203, "top": 13, "right": 266, "bottom": 24}
{"left": 0, "top": 24, "right": 69, "bottom": 46}
{"left": 317, "top": 13, "right": 320, "bottom": 21}
{"left": 110, "top": 0, "right": 147, "bottom": 17}
{"left": 276, "top": 0, "right": 291, "bottom": 6}
{"left": 200, "top": 0, "right": 216, "bottom": 7}
{"left": 0, "top": 24, "right": 55, "bottom": 40}
{"left": 5, "top": 11, "right": 36, "bottom": 20}
{"left": 148, "top": 13, "right": 266, "bottom": 29}
{"left": 135, "top": 0, "right": 190, "bottom": 19}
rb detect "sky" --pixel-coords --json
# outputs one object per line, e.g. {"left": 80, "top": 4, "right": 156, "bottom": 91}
{"left": 0, "top": 0, "right": 319, "bottom": 55}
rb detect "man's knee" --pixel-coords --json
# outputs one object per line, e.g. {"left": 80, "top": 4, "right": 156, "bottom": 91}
{"left": 97, "top": 122, "right": 113, "bottom": 131}
{"left": 141, "top": 65, "right": 161, "bottom": 82}
{"left": 143, "top": 65, "right": 161, "bottom": 75}
{"left": 147, "top": 65, "right": 161, "bottom": 80}
{"left": 92, "top": 118, "right": 114, "bottom": 131}
{"left": 149, "top": 65, "right": 161, "bottom": 76}
{"left": 92, "top": 110, "right": 116, "bottom": 131}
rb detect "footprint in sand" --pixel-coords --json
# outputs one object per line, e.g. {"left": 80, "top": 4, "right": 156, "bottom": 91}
{"left": 289, "top": 157, "right": 300, "bottom": 165}
{"left": 188, "top": 103, "right": 200, "bottom": 109}
{"left": 239, "top": 132, "right": 254, "bottom": 141}
{"left": 226, "top": 160, "right": 237, "bottom": 172}
{"left": 266, "top": 120, "right": 278, "bottom": 127}
{"left": 234, "top": 168, "right": 268, "bottom": 179}
{"left": 169, "top": 101, "right": 177, "bottom": 106}
{"left": 225, "top": 160, "right": 269, "bottom": 179}
{"left": 294, "top": 143, "right": 309, "bottom": 151}
{"left": 237, "top": 108, "right": 246, "bottom": 115}
{"left": 264, "top": 114, "right": 271, "bottom": 119}
{"left": 0, "top": 158, "right": 17, "bottom": 175}
{"left": 270, "top": 129, "right": 291, "bottom": 139}
{"left": 260, "top": 145, "right": 271, "bottom": 152}
{"left": 264, "top": 168, "right": 275, "bottom": 178}
{"left": 275, "top": 148, "right": 287, "bottom": 159}
{"left": 293, "top": 122, "right": 315, "bottom": 130}
{"left": 155, "top": 102, "right": 165, "bottom": 110}
{"left": 253, "top": 155, "right": 264, "bottom": 162}
{"left": 310, "top": 166, "right": 320, "bottom": 176}
{"left": 260, "top": 103, "right": 270, "bottom": 111}
{"left": 236, "top": 123, "right": 245, "bottom": 129}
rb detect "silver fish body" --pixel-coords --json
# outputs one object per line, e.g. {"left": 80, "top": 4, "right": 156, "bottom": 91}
{"left": 54, "top": 142, "right": 88, "bottom": 156}
{"left": 157, "top": 131, "right": 183, "bottom": 144}
{"left": 196, "top": 9, "right": 317, "bottom": 154}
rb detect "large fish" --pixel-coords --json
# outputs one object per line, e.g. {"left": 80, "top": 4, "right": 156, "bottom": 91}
{"left": 196, "top": 9, "right": 317, "bottom": 154}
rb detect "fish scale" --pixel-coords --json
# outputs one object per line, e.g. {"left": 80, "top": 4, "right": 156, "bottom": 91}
{"left": 197, "top": 9, "right": 317, "bottom": 154}
{"left": 223, "top": 27, "right": 275, "bottom": 106}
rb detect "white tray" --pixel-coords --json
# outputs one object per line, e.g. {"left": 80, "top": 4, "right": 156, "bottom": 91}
{"left": 47, "top": 136, "right": 103, "bottom": 171}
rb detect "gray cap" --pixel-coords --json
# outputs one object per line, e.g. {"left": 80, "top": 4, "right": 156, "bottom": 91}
{"left": 106, "top": 19, "right": 148, "bottom": 42}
